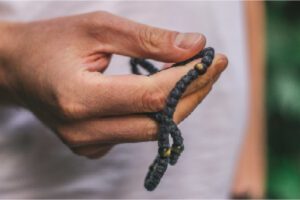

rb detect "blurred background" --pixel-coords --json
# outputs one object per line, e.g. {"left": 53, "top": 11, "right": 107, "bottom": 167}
{"left": 266, "top": 1, "right": 300, "bottom": 199}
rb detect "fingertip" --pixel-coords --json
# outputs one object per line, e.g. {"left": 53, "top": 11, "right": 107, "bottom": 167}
{"left": 171, "top": 32, "right": 206, "bottom": 62}
{"left": 197, "top": 33, "right": 207, "bottom": 50}
{"left": 214, "top": 53, "right": 229, "bottom": 72}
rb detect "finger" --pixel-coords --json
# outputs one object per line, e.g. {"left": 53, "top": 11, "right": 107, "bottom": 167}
{"left": 153, "top": 53, "right": 228, "bottom": 98}
{"left": 78, "top": 54, "right": 227, "bottom": 118}
{"left": 173, "top": 82, "right": 213, "bottom": 124}
{"left": 60, "top": 81, "right": 215, "bottom": 146}
{"left": 173, "top": 67, "right": 223, "bottom": 123}
{"left": 59, "top": 115, "right": 158, "bottom": 146}
{"left": 88, "top": 11, "right": 206, "bottom": 62}
{"left": 84, "top": 53, "right": 112, "bottom": 73}
{"left": 70, "top": 52, "right": 227, "bottom": 119}
{"left": 180, "top": 53, "right": 227, "bottom": 96}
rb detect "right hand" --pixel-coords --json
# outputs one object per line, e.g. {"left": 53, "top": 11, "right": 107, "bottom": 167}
{"left": 0, "top": 11, "right": 228, "bottom": 158}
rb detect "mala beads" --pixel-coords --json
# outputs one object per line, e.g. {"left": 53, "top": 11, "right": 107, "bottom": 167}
{"left": 129, "top": 47, "right": 215, "bottom": 191}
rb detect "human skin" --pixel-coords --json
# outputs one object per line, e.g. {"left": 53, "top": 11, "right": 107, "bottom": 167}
{"left": 0, "top": 11, "right": 227, "bottom": 158}
{"left": 232, "top": 1, "right": 266, "bottom": 198}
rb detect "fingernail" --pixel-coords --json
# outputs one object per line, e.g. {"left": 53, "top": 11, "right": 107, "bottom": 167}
{"left": 174, "top": 33, "right": 204, "bottom": 49}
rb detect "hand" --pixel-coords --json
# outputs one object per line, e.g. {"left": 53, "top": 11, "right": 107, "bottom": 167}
{"left": 0, "top": 11, "right": 228, "bottom": 158}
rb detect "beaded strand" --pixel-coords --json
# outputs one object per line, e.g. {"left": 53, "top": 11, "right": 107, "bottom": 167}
{"left": 129, "top": 47, "right": 215, "bottom": 191}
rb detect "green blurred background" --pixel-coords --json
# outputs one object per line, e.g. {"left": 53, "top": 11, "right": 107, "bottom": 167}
{"left": 266, "top": 2, "right": 300, "bottom": 198}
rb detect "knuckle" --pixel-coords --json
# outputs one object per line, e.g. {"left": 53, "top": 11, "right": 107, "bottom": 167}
{"left": 84, "top": 11, "right": 113, "bottom": 31}
{"left": 144, "top": 121, "right": 158, "bottom": 141}
{"left": 189, "top": 76, "right": 208, "bottom": 93}
{"left": 141, "top": 83, "right": 166, "bottom": 112}
{"left": 137, "top": 27, "right": 164, "bottom": 54}
{"left": 57, "top": 95, "right": 87, "bottom": 120}
{"left": 202, "top": 69, "right": 215, "bottom": 84}
{"left": 206, "top": 73, "right": 214, "bottom": 84}
{"left": 89, "top": 11, "right": 111, "bottom": 19}
{"left": 196, "top": 84, "right": 213, "bottom": 102}
{"left": 194, "top": 78, "right": 206, "bottom": 90}
{"left": 62, "top": 133, "right": 81, "bottom": 147}
{"left": 57, "top": 125, "right": 85, "bottom": 147}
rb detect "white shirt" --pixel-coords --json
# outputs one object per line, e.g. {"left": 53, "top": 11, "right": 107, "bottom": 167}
{"left": 0, "top": 1, "right": 248, "bottom": 198}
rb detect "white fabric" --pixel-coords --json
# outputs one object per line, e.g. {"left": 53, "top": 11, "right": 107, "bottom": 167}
{"left": 0, "top": 1, "right": 249, "bottom": 198}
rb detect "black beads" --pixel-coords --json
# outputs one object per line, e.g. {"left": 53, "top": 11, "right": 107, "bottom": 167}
{"left": 144, "top": 156, "right": 169, "bottom": 191}
{"left": 170, "top": 145, "right": 184, "bottom": 165}
{"left": 129, "top": 47, "right": 215, "bottom": 191}
{"left": 202, "top": 55, "right": 213, "bottom": 66}
{"left": 170, "top": 88, "right": 182, "bottom": 100}
{"left": 176, "top": 81, "right": 187, "bottom": 92}
{"left": 204, "top": 47, "right": 215, "bottom": 58}
{"left": 130, "top": 58, "right": 159, "bottom": 75}
{"left": 187, "top": 68, "right": 200, "bottom": 80}
{"left": 167, "top": 97, "right": 178, "bottom": 107}
{"left": 182, "top": 74, "right": 193, "bottom": 85}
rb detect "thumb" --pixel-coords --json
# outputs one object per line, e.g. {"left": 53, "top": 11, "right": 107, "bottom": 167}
{"left": 90, "top": 12, "right": 206, "bottom": 62}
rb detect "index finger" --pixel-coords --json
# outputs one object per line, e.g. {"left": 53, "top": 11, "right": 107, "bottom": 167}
{"left": 77, "top": 54, "right": 227, "bottom": 118}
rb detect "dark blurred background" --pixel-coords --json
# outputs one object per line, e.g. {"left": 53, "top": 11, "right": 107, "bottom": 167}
{"left": 266, "top": 1, "right": 300, "bottom": 198}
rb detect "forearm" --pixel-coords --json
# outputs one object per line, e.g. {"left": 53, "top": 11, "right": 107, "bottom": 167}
{"left": 244, "top": 1, "right": 266, "bottom": 195}
{"left": 232, "top": 1, "right": 266, "bottom": 198}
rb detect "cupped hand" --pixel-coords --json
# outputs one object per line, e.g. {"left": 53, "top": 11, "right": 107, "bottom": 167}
{"left": 0, "top": 11, "right": 228, "bottom": 158}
